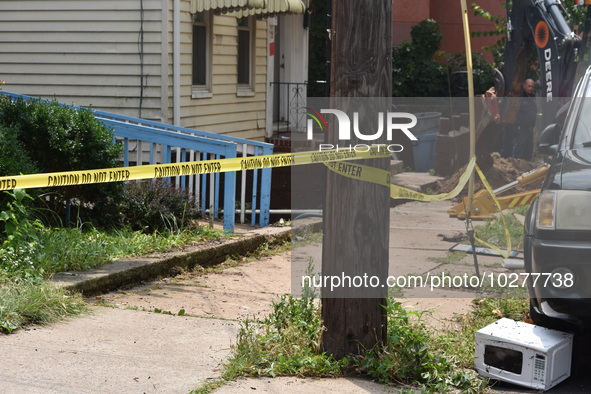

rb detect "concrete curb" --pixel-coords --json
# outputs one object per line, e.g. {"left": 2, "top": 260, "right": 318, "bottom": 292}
{"left": 51, "top": 226, "right": 292, "bottom": 296}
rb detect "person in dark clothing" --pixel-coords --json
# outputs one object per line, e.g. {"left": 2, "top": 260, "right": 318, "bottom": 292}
{"left": 513, "top": 79, "right": 537, "bottom": 160}
{"left": 496, "top": 123, "right": 513, "bottom": 158}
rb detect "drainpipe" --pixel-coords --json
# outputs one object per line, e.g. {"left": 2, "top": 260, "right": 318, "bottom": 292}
{"left": 266, "top": 17, "right": 277, "bottom": 138}
{"left": 173, "top": 0, "right": 181, "bottom": 126}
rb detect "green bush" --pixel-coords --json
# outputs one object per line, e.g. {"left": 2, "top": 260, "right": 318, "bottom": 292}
{"left": 0, "top": 125, "right": 39, "bottom": 210}
{"left": 392, "top": 19, "right": 448, "bottom": 97}
{"left": 0, "top": 98, "right": 121, "bottom": 173}
{"left": 0, "top": 190, "right": 45, "bottom": 278}
{"left": 119, "top": 180, "right": 202, "bottom": 233}
{"left": 392, "top": 18, "right": 495, "bottom": 98}
{"left": 0, "top": 126, "right": 38, "bottom": 177}
{"left": 0, "top": 97, "right": 124, "bottom": 227}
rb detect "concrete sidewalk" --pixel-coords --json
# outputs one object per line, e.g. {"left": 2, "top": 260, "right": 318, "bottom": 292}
{"left": 0, "top": 307, "right": 238, "bottom": 393}
{"left": 0, "top": 200, "right": 523, "bottom": 393}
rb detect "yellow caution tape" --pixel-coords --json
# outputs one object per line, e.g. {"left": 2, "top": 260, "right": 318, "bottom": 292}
{"left": 0, "top": 147, "right": 391, "bottom": 191}
{"left": 325, "top": 161, "right": 391, "bottom": 187}
{"left": 326, "top": 156, "right": 477, "bottom": 202}
{"left": 390, "top": 156, "right": 476, "bottom": 201}
{"left": 1, "top": 141, "right": 514, "bottom": 258}
{"left": 325, "top": 156, "right": 513, "bottom": 258}
{"left": 473, "top": 163, "right": 513, "bottom": 259}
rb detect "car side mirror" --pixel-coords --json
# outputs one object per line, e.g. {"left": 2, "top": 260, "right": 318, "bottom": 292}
{"left": 537, "top": 123, "right": 560, "bottom": 156}
{"left": 538, "top": 144, "right": 558, "bottom": 157}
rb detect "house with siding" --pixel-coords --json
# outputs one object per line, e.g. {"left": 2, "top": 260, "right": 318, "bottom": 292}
{"left": 0, "top": 0, "right": 308, "bottom": 142}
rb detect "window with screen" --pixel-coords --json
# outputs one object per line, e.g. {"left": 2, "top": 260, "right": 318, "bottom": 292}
{"left": 237, "top": 17, "right": 254, "bottom": 90}
{"left": 192, "top": 11, "right": 212, "bottom": 97}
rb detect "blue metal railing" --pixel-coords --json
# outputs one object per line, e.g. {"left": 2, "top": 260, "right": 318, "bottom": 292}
{"left": 0, "top": 91, "right": 273, "bottom": 232}
{"left": 90, "top": 108, "right": 274, "bottom": 228}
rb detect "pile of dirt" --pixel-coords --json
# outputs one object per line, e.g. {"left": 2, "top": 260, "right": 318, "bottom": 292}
{"left": 435, "top": 152, "right": 546, "bottom": 201}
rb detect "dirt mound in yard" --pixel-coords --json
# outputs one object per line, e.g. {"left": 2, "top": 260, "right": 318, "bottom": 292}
{"left": 435, "top": 153, "right": 545, "bottom": 201}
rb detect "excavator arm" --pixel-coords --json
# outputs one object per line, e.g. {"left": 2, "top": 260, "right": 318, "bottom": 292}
{"left": 496, "top": 0, "right": 581, "bottom": 124}
{"left": 448, "top": 164, "right": 550, "bottom": 220}
{"left": 451, "top": 0, "right": 583, "bottom": 220}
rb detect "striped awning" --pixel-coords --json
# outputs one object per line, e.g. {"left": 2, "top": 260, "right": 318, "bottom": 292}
{"left": 236, "top": 0, "right": 306, "bottom": 16}
{"left": 191, "top": 0, "right": 265, "bottom": 14}
{"left": 191, "top": 0, "right": 306, "bottom": 16}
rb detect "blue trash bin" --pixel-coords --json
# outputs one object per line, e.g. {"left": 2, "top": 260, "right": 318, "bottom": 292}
{"left": 413, "top": 112, "right": 441, "bottom": 135}
{"left": 412, "top": 132, "right": 438, "bottom": 172}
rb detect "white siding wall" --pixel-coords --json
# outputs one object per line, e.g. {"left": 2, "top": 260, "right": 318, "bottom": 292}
{"left": 0, "top": 0, "right": 268, "bottom": 141}
{"left": 170, "top": 1, "right": 267, "bottom": 140}
{"left": 0, "top": 0, "right": 165, "bottom": 120}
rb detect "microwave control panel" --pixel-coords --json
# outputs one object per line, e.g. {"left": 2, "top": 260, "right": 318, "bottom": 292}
{"left": 533, "top": 354, "right": 546, "bottom": 383}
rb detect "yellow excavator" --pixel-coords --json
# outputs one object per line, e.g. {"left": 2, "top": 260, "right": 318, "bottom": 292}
{"left": 448, "top": 163, "right": 549, "bottom": 219}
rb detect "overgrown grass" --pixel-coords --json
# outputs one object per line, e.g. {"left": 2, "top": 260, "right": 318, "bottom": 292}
{"left": 190, "top": 253, "right": 530, "bottom": 394}
{"left": 360, "top": 300, "right": 487, "bottom": 393}
{"left": 473, "top": 208, "right": 528, "bottom": 251}
{"left": 1, "top": 189, "right": 230, "bottom": 278}
{"left": 0, "top": 189, "right": 230, "bottom": 334}
{"left": 223, "top": 296, "right": 347, "bottom": 379}
{"left": 37, "top": 225, "right": 227, "bottom": 274}
{"left": 0, "top": 222, "right": 228, "bottom": 334}
{"left": 0, "top": 277, "right": 88, "bottom": 334}
{"left": 194, "top": 293, "right": 512, "bottom": 393}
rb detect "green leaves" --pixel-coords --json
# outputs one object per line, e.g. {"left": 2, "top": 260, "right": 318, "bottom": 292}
{"left": 392, "top": 18, "right": 495, "bottom": 98}
{"left": 223, "top": 293, "right": 488, "bottom": 392}
{"left": 0, "top": 99, "right": 121, "bottom": 173}
{"left": 0, "top": 190, "right": 45, "bottom": 277}
{"left": 410, "top": 19, "right": 442, "bottom": 58}
{"left": 0, "top": 97, "right": 124, "bottom": 226}
{"left": 361, "top": 299, "right": 487, "bottom": 392}
{"left": 0, "top": 126, "right": 38, "bottom": 177}
{"left": 119, "top": 180, "right": 201, "bottom": 233}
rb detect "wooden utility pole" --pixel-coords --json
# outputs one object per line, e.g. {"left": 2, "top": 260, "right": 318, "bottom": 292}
{"left": 321, "top": 0, "right": 392, "bottom": 359}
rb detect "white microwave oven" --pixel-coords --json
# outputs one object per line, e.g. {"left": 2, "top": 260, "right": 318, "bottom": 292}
{"left": 475, "top": 318, "right": 573, "bottom": 391}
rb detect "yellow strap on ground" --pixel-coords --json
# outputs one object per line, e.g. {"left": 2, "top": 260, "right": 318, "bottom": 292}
{"left": 0, "top": 146, "right": 391, "bottom": 191}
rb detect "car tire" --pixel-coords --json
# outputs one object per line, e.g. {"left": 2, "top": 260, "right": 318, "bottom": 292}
{"left": 529, "top": 299, "right": 573, "bottom": 332}
{"left": 528, "top": 301, "right": 591, "bottom": 377}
